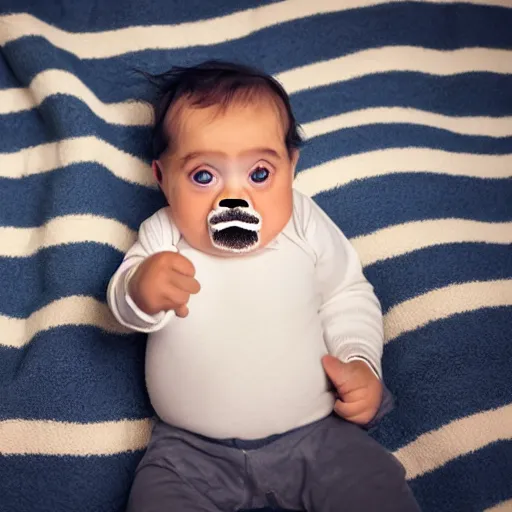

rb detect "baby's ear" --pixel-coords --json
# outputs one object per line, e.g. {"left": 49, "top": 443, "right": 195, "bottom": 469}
{"left": 290, "top": 149, "right": 300, "bottom": 173}
{"left": 152, "top": 161, "right": 163, "bottom": 183}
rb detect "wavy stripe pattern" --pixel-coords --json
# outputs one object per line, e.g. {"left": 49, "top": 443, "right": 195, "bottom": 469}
{"left": 277, "top": 47, "right": 512, "bottom": 93}
{"left": 393, "top": 403, "right": 512, "bottom": 480}
{"left": 0, "top": 418, "right": 152, "bottom": 456}
{"left": 1, "top": 0, "right": 511, "bottom": 511}
{"left": 0, "top": 69, "right": 153, "bottom": 124}
{"left": 0, "top": 296, "right": 131, "bottom": 348}
{"left": 3, "top": 216, "right": 510, "bottom": 263}
{"left": 0, "top": 215, "right": 136, "bottom": 257}
{"left": 3, "top": 46, "right": 512, "bottom": 120}
{"left": 294, "top": 149, "right": 512, "bottom": 197}
{"left": 5, "top": 139, "right": 510, "bottom": 191}
{"left": 352, "top": 219, "right": 512, "bottom": 266}
{"left": 303, "top": 108, "right": 512, "bottom": 139}
{"left": 3, "top": 1, "right": 511, "bottom": 58}
{"left": 1, "top": 136, "right": 154, "bottom": 185}
{"left": 384, "top": 279, "right": 512, "bottom": 343}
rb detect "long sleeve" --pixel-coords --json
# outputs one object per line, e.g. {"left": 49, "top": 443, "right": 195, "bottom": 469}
{"left": 107, "top": 208, "right": 179, "bottom": 333}
{"left": 303, "top": 196, "right": 384, "bottom": 378}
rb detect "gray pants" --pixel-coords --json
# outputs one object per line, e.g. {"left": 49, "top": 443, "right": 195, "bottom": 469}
{"left": 127, "top": 415, "right": 421, "bottom": 512}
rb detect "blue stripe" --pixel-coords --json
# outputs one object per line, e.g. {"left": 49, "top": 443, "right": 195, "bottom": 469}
{"left": 0, "top": 53, "right": 20, "bottom": 89}
{"left": 0, "top": 164, "right": 166, "bottom": 229}
{"left": 0, "top": 452, "right": 143, "bottom": 512}
{"left": 372, "top": 307, "right": 512, "bottom": 450}
{"left": 365, "top": 243, "right": 512, "bottom": 314}
{"left": 0, "top": 95, "right": 152, "bottom": 155}
{"left": 0, "top": 244, "right": 124, "bottom": 318}
{"left": 313, "top": 174, "right": 512, "bottom": 239}
{"left": 293, "top": 73, "right": 512, "bottom": 124}
{"left": 2, "top": 3, "right": 511, "bottom": 93}
{"left": 0, "top": 0, "right": 279, "bottom": 31}
{"left": 2, "top": 168, "right": 510, "bottom": 237}
{"left": 408, "top": 441, "right": 512, "bottom": 512}
{"left": 4, "top": 94, "right": 512, "bottom": 158}
{"left": 0, "top": 326, "right": 152, "bottom": 422}
{"left": 2, "top": 242, "right": 510, "bottom": 320}
{"left": 299, "top": 125, "right": 512, "bottom": 172}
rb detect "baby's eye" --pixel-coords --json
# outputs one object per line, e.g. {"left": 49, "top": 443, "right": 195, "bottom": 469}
{"left": 192, "top": 170, "right": 214, "bottom": 185}
{"left": 250, "top": 167, "right": 270, "bottom": 184}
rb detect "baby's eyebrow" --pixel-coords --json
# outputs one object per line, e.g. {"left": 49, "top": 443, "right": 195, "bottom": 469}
{"left": 241, "top": 148, "right": 282, "bottom": 160}
{"left": 179, "top": 151, "right": 213, "bottom": 166}
{"left": 180, "top": 148, "right": 282, "bottom": 166}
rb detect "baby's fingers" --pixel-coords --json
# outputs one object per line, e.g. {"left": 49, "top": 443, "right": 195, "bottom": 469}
{"left": 171, "top": 272, "right": 201, "bottom": 294}
{"left": 175, "top": 304, "right": 189, "bottom": 318}
{"left": 334, "top": 399, "right": 376, "bottom": 425}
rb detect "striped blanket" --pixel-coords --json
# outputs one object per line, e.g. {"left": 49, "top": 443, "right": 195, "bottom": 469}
{"left": 1, "top": 1, "right": 511, "bottom": 511}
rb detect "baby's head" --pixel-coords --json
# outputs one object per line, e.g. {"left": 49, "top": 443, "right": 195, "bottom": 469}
{"left": 148, "top": 60, "right": 303, "bottom": 256}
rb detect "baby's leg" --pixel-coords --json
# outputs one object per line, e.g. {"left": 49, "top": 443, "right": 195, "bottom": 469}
{"left": 126, "top": 421, "right": 247, "bottom": 512}
{"left": 300, "top": 416, "right": 420, "bottom": 512}
{"left": 127, "top": 462, "right": 222, "bottom": 512}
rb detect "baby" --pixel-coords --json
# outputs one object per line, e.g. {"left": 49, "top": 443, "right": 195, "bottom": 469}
{"left": 107, "top": 60, "right": 420, "bottom": 512}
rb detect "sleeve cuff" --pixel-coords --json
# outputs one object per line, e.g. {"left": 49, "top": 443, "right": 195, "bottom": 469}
{"left": 118, "top": 264, "right": 175, "bottom": 333}
{"left": 345, "top": 355, "right": 381, "bottom": 380}
{"left": 333, "top": 339, "right": 383, "bottom": 379}
{"left": 124, "top": 293, "right": 168, "bottom": 326}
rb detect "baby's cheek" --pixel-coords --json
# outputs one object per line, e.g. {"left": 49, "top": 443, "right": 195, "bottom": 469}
{"left": 259, "top": 205, "right": 292, "bottom": 244}
{"left": 180, "top": 222, "right": 209, "bottom": 249}
{"left": 173, "top": 200, "right": 207, "bottom": 230}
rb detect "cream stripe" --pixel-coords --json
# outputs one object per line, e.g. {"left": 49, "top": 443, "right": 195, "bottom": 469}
{"left": 486, "top": 499, "right": 512, "bottom": 512}
{"left": 3, "top": 279, "right": 511, "bottom": 349}
{"left": 277, "top": 47, "right": 512, "bottom": 94}
{"left": 0, "top": 296, "right": 131, "bottom": 348}
{"left": 0, "top": 418, "right": 152, "bottom": 456}
{"left": 3, "top": 138, "right": 510, "bottom": 188}
{"left": 2, "top": 45, "right": 512, "bottom": 122}
{"left": 0, "top": 69, "right": 153, "bottom": 124}
{"left": 302, "top": 107, "right": 512, "bottom": 139}
{"left": 3, "top": 70, "right": 512, "bottom": 140}
{"left": 0, "top": 1, "right": 388, "bottom": 56}
{"left": 393, "top": 403, "right": 512, "bottom": 480}
{"left": 0, "top": 215, "right": 136, "bottom": 258}
{"left": 352, "top": 219, "right": 512, "bottom": 267}
{"left": 384, "top": 279, "right": 512, "bottom": 343}
{"left": 1, "top": 405, "right": 510, "bottom": 462}
{"left": 1, "top": 1, "right": 509, "bottom": 58}
{"left": 0, "top": 136, "right": 155, "bottom": 186}
{"left": 293, "top": 149, "right": 512, "bottom": 197}
{"left": 3, "top": 216, "right": 511, "bottom": 264}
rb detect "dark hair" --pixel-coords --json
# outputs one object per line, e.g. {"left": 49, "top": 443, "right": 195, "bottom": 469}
{"left": 141, "top": 60, "right": 304, "bottom": 160}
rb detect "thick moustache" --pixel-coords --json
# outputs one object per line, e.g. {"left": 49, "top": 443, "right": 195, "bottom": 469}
{"left": 209, "top": 209, "right": 260, "bottom": 226}
{"left": 207, "top": 206, "right": 262, "bottom": 252}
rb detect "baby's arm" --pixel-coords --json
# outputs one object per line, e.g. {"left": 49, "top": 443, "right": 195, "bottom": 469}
{"left": 301, "top": 194, "right": 385, "bottom": 424}
{"left": 107, "top": 210, "right": 199, "bottom": 333}
{"left": 303, "top": 197, "right": 384, "bottom": 375}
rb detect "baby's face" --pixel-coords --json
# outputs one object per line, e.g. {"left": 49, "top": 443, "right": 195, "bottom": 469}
{"left": 155, "top": 99, "right": 297, "bottom": 256}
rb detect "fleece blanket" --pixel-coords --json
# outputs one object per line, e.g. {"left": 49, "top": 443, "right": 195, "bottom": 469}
{"left": 1, "top": 1, "right": 511, "bottom": 511}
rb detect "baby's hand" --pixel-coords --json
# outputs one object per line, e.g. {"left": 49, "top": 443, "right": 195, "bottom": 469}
{"left": 128, "top": 251, "right": 201, "bottom": 318}
{"left": 322, "top": 355, "right": 383, "bottom": 426}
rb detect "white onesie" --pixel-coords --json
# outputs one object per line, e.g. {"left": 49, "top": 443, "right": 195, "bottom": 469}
{"left": 107, "top": 189, "right": 384, "bottom": 440}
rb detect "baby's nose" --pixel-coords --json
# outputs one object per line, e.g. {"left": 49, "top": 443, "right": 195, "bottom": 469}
{"left": 219, "top": 199, "right": 249, "bottom": 209}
